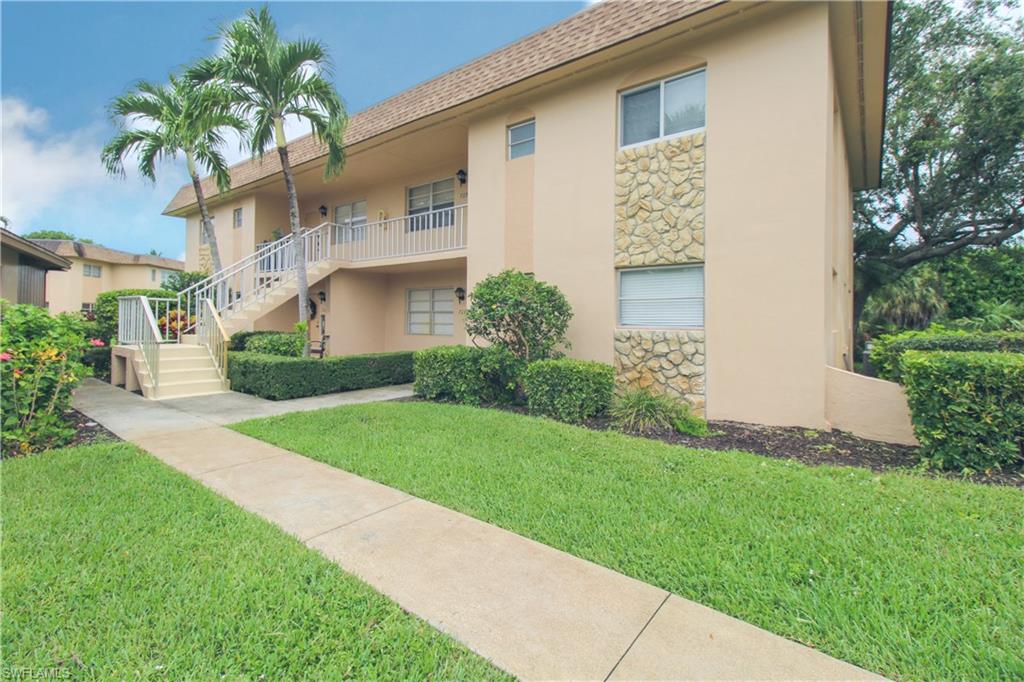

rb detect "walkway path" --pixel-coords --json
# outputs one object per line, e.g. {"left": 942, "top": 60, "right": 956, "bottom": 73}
{"left": 74, "top": 380, "right": 882, "bottom": 681}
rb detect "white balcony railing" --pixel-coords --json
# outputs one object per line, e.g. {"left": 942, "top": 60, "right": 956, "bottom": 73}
{"left": 333, "top": 204, "right": 467, "bottom": 262}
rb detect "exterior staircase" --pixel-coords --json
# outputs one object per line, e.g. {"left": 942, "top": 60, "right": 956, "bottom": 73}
{"left": 114, "top": 205, "right": 467, "bottom": 399}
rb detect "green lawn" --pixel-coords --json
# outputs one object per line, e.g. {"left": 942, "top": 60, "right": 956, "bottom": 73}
{"left": 233, "top": 402, "right": 1024, "bottom": 681}
{"left": 1, "top": 443, "right": 507, "bottom": 680}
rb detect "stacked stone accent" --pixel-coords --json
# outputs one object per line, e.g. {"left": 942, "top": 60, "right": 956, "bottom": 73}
{"left": 613, "top": 132, "right": 707, "bottom": 412}
{"left": 197, "top": 244, "right": 213, "bottom": 275}
{"left": 614, "top": 132, "right": 705, "bottom": 267}
{"left": 613, "top": 330, "right": 706, "bottom": 416}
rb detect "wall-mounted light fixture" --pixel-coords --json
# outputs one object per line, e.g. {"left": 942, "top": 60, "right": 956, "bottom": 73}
{"left": 317, "top": 290, "right": 327, "bottom": 303}
{"left": 319, "top": 205, "right": 328, "bottom": 218}
{"left": 456, "top": 169, "right": 467, "bottom": 185}
{"left": 454, "top": 287, "right": 466, "bottom": 303}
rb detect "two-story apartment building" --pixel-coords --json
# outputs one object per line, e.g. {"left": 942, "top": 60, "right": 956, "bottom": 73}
{"left": 31, "top": 239, "right": 184, "bottom": 315}
{"left": 163, "top": 0, "right": 907, "bottom": 437}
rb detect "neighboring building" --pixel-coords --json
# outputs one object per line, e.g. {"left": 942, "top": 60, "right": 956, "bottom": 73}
{"left": 1, "top": 228, "right": 72, "bottom": 307}
{"left": 163, "top": 1, "right": 905, "bottom": 437}
{"left": 30, "top": 239, "right": 184, "bottom": 315}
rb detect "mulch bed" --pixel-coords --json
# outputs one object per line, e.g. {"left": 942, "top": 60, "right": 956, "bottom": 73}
{"left": 401, "top": 397, "right": 1022, "bottom": 488}
{"left": 65, "top": 408, "right": 120, "bottom": 448}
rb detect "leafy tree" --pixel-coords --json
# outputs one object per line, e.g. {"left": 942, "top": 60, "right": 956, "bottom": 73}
{"left": 465, "top": 269, "right": 573, "bottom": 363}
{"left": 102, "top": 76, "right": 246, "bottom": 273}
{"left": 163, "top": 270, "right": 208, "bottom": 293}
{"left": 854, "top": 0, "right": 1024, "bottom": 327}
{"left": 936, "top": 244, "right": 1024, "bottom": 318}
{"left": 192, "top": 7, "right": 348, "bottom": 356}
{"left": 22, "top": 230, "right": 93, "bottom": 243}
{"left": 860, "top": 266, "right": 947, "bottom": 337}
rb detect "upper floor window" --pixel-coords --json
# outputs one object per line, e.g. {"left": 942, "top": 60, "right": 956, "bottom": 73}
{"left": 83, "top": 263, "right": 102, "bottom": 278}
{"left": 233, "top": 208, "right": 243, "bottom": 228}
{"left": 160, "top": 270, "right": 173, "bottom": 285}
{"left": 620, "top": 69, "right": 706, "bottom": 148}
{"left": 333, "top": 200, "right": 367, "bottom": 242}
{"left": 508, "top": 120, "right": 535, "bottom": 159}
{"left": 618, "top": 264, "right": 704, "bottom": 328}
{"left": 407, "top": 178, "right": 455, "bottom": 231}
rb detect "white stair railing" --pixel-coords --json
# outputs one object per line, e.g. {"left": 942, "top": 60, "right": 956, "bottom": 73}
{"left": 196, "top": 298, "right": 229, "bottom": 384}
{"left": 117, "top": 296, "right": 164, "bottom": 390}
{"left": 174, "top": 203, "right": 469, "bottom": 336}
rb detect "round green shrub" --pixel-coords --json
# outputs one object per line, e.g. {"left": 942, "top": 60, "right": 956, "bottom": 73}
{"left": 464, "top": 270, "right": 572, "bottom": 362}
{"left": 245, "top": 332, "right": 304, "bottom": 357}
{"left": 520, "top": 359, "right": 613, "bottom": 423}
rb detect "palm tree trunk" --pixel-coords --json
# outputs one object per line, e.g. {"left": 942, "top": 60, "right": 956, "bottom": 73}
{"left": 187, "top": 154, "right": 223, "bottom": 275}
{"left": 276, "top": 128, "right": 310, "bottom": 357}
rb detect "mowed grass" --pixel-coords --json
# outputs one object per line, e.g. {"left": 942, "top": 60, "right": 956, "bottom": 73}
{"left": 233, "top": 401, "right": 1024, "bottom": 681}
{"left": 1, "top": 443, "right": 508, "bottom": 680}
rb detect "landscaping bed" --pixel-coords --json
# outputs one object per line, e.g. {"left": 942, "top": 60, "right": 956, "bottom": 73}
{"left": 233, "top": 401, "right": 1024, "bottom": 681}
{"left": 1, "top": 442, "right": 507, "bottom": 679}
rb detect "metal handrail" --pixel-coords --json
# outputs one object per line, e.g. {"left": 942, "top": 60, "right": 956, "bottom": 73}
{"left": 332, "top": 204, "right": 468, "bottom": 262}
{"left": 173, "top": 203, "right": 468, "bottom": 335}
{"left": 197, "top": 298, "right": 229, "bottom": 384}
{"left": 117, "top": 296, "right": 163, "bottom": 391}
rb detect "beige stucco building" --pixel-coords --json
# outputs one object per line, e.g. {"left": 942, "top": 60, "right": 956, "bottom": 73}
{"left": 30, "top": 240, "right": 184, "bottom": 315}
{"left": 164, "top": 1, "right": 912, "bottom": 439}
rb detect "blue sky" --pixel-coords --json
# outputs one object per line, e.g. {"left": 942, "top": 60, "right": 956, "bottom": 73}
{"left": 1, "top": 1, "right": 585, "bottom": 259}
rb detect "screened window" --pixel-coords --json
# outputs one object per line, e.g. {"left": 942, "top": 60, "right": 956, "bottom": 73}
{"left": 81, "top": 303, "right": 95, "bottom": 314}
{"left": 151, "top": 268, "right": 156, "bottom": 282}
{"left": 333, "top": 200, "right": 367, "bottom": 242}
{"left": 508, "top": 120, "right": 535, "bottom": 159}
{"left": 618, "top": 265, "right": 704, "bottom": 328}
{"left": 620, "top": 69, "right": 705, "bottom": 147}
{"left": 83, "top": 264, "right": 102, "bottom": 278}
{"left": 407, "top": 288, "right": 455, "bottom": 336}
{"left": 233, "top": 207, "right": 243, "bottom": 228}
{"left": 407, "top": 178, "right": 455, "bottom": 231}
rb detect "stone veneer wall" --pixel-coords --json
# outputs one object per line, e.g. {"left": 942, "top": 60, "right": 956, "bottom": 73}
{"left": 614, "top": 133, "right": 705, "bottom": 266}
{"left": 613, "top": 132, "right": 706, "bottom": 413}
{"left": 613, "top": 330, "right": 706, "bottom": 415}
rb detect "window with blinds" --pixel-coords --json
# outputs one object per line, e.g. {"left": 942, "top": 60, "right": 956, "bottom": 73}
{"left": 407, "top": 288, "right": 455, "bottom": 335}
{"left": 618, "top": 265, "right": 704, "bottom": 328}
{"left": 333, "top": 200, "right": 367, "bottom": 242}
{"left": 407, "top": 178, "right": 455, "bottom": 231}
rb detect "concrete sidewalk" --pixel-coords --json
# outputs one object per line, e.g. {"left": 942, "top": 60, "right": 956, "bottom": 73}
{"left": 74, "top": 380, "right": 883, "bottom": 681}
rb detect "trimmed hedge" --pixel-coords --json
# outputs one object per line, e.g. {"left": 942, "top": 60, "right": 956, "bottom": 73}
{"left": 227, "top": 351, "right": 414, "bottom": 400}
{"left": 228, "top": 330, "right": 280, "bottom": 351}
{"left": 902, "top": 350, "right": 1024, "bottom": 471}
{"left": 245, "top": 332, "right": 303, "bottom": 357}
{"left": 871, "top": 330, "right": 1024, "bottom": 381}
{"left": 95, "top": 288, "right": 175, "bottom": 342}
{"left": 412, "top": 345, "right": 520, "bottom": 405}
{"left": 520, "top": 359, "right": 614, "bottom": 423}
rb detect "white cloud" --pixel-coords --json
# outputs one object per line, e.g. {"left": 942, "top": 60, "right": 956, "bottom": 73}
{"left": 1, "top": 98, "right": 110, "bottom": 224}
{"left": 0, "top": 96, "right": 185, "bottom": 255}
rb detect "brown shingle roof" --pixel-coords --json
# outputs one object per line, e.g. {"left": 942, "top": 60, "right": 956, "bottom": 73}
{"left": 164, "top": 0, "right": 720, "bottom": 214}
{"left": 31, "top": 240, "right": 185, "bottom": 270}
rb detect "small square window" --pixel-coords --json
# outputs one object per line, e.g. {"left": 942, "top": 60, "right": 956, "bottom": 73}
{"left": 233, "top": 207, "right": 243, "bottom": 228}
{"left": 407, "top": 288, "right": 455, "bottom": 335}
{"left": 83, "top": 264, "right": 102, "bottom": 278}
{"left": 508, "top": 120, "right": 535, "bottom": 159}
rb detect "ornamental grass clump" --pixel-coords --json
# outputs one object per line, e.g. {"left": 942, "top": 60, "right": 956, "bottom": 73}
{"left": 611, "top": 387, "right": 707, "bottom": 436}
{"left": 0, "top": 302, "right": 96, "bottom": 455}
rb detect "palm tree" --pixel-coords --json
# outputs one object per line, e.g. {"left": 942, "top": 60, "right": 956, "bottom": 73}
{"left": 192, "top": 7, "right": 348, "bottom": 356}
{"left": 102, "top": 76, "right": 245, "bottom": 274}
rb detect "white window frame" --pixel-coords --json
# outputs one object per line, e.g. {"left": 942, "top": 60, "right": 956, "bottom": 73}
{"left": 83, "top": 263, "right": 102, "bottom": 278}
{"left": 406, "top": 178, "right": 456, "bottom": 232}
{"left": 507, "top": 119, "right": 536, "bottom": 160}
{"left": 617, "top": 264, "right": 705, "bottom": 329}
{"left": 619, "top": 67, "right": 706, "bottom": 150}
{"left": 333, "top": 200, "right": 368, "bottom": 242}
{"left": 406, "top": 287, "right": 455, "bottom": 336}
{"left": 81, "top": 302, "right": 95, "bottom": 314}
{"left": 233, "top": 207, "right": 243, "bottom": 228}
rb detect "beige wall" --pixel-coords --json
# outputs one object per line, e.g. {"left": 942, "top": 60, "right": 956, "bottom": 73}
{"left": 175, "top": 3, "right": 866, "bottom": 432}
{"left": 44, "top": 259, "right": 180, "bottom": 314}
{"left": 825, "top": 367, "right": 918, "bottom": 445}
{"left": 185, "top": 195, "right": 258, "bottom": 272}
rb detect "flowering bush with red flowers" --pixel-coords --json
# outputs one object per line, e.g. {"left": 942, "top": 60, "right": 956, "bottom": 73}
{"left": 1, "top": 301, "right": 91, "bottom": 456}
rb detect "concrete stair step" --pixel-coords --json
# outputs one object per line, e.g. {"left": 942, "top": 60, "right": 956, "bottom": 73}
{"left": 157, "top": 367, "right": 221, "bottom": 382}
{"left": 155, "top": 378, "right": 229, "bottom": 400}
